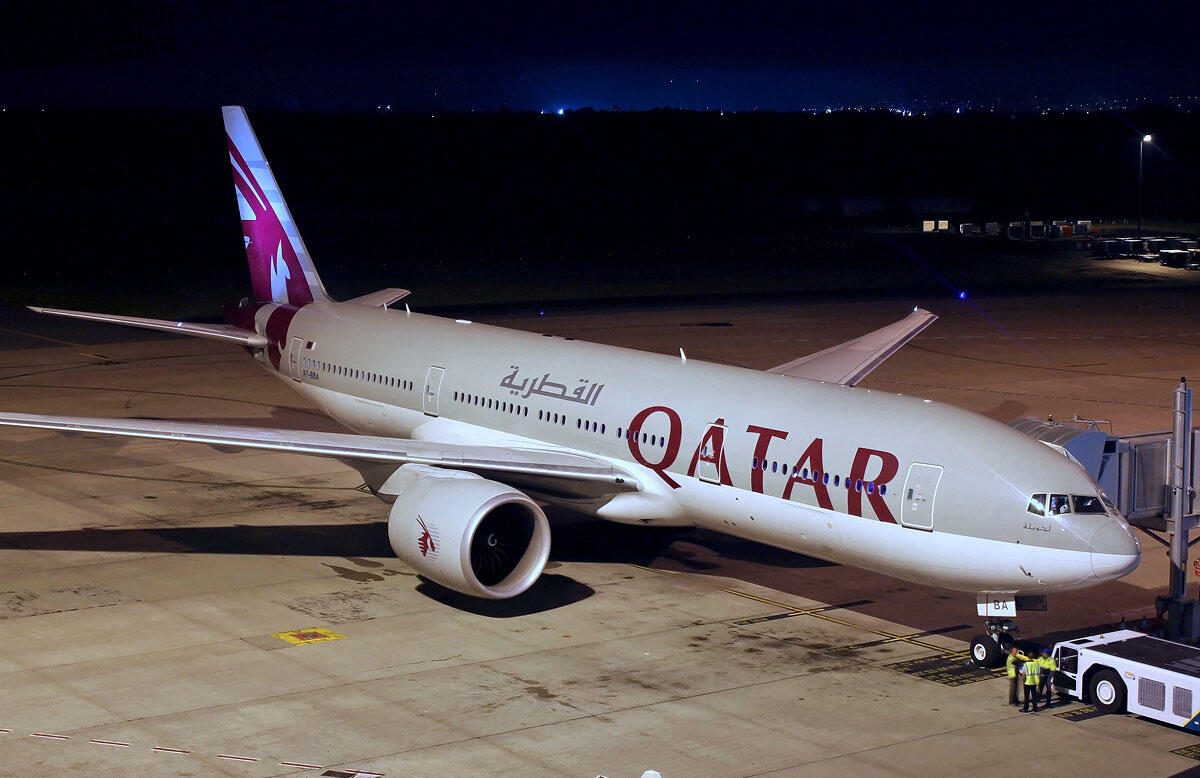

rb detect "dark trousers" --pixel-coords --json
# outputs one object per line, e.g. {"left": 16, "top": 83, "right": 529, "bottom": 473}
{"left": 1022, "top": 682, "right": 1041, "bottom": 711}
{"left": 1038, "top": 674, "right": 1053, "bottom": 704}
{"left": 1008, "top": 676, "right": 1020, "bottom": 705}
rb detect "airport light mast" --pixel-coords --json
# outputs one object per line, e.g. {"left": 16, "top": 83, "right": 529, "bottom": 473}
{"left": 1138, "top": 134, "right": 1152, "bottom": 236}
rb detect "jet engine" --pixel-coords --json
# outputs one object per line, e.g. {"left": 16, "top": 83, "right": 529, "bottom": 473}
{"left": 386, "top": 468, "right": 551, "bottom": 599}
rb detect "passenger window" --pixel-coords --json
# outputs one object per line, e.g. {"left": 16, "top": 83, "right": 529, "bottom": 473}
{"left": 772, "top": 461, "right": 778, "bottom": 473}
{"left": 831, "top": 474, "right": 837, "bottom": 486}
{"left": 879, "top": 484, "right": 887, "bottom": 495}
{"left": 1027, "top": 494, "right": 1046, "bottom": 516}
{"left": 1050, "top": 494, "right": 1070, "bottom": 514}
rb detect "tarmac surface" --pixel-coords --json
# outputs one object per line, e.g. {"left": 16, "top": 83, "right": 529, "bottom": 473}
{"left": 1, "top": 276, "right": 1199, "bottom": 776}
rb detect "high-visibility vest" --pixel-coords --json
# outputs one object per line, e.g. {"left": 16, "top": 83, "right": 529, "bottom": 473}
{"left": 1023, "top": 659, "right": 1040, "bottom": 685}
{"left": 1006, "top": 654, "right": 1022, "bottom": 678}
{"left": 1037, "top": 656, "right": 1057, "bottom": 673}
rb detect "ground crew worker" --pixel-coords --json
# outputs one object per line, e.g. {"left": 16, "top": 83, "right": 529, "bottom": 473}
{"left": 1020, "top": 653, "right": 1041, "bottom": 712}
{"left": 1036, "top": 647, "right": 1057, "bottom": 706}
{"left": 1005, "top": 646, "right": 1029, "bottom": 706}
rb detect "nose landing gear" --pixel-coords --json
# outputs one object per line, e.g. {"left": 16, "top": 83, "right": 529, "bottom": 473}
{"left": 969, "top": 618, "right": 1018, "bottom": 667}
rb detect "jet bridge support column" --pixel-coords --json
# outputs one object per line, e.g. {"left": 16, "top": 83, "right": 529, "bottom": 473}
{"left": 1170, "top": 378, "right": 1193, "bottom": 601}
{"left": 1164, "top": 378, "right": 1200, "bottom": 639}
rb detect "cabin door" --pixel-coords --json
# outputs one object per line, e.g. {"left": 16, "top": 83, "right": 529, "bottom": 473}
{"left": 695, "top": 421, "right": 728, "bottom": 484}
{"left": 423, "top": 366, "right": 445, "bottom": 416}
{"left": 288, "top": 337, "right": 303, "bottom": 382}
{"left": 900, "top": 462, "right": 942, "bottom": 531}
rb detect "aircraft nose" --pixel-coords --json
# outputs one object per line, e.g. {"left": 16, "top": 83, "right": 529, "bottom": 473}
{"left": 1090, "top": 519, "right": 1141, "bottom": 580}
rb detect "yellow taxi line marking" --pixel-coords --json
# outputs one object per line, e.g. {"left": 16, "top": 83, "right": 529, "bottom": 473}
{"left": 627, "top": 563, "right": 679, "bottom": 576}
{"left": 0, "top": 327, "right": 84, "bottom": 347}
{"left": 722, "top": 588, "right": 968, "bottom": 658}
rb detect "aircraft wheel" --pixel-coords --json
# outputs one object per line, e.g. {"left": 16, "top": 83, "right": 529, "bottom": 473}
{"left": 1089, "top": 668, "right": 1126, "bottom": 713}
{"left": 970, "top": 634, "right": 1001, "bottom": 667}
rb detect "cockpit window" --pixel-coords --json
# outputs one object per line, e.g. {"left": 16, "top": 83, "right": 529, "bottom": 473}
{"left": 1100, "top": 493, "right": 1117, "bottom": 513}
{"left": 1071, "top": 495, "right": 1106, "bottom": 514}
{"left": 1049, "top": 494, "right": 1071, "bottom": 514}
{"left": 1027, "top": 494, "right": 1047, "bottom": 517}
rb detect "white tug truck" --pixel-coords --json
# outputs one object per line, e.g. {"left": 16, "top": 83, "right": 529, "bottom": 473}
{"left": 1051, "top": 630, "right": 1200, "bottom": 731}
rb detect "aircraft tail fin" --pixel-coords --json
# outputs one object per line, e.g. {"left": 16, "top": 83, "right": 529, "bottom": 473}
{"left": 222, "top": 106, "right": 331, "bottom": 305}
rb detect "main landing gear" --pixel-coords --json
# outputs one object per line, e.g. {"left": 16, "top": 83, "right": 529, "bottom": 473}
{"left": 969, "top": 618, "right": 1018, "bottom": 668}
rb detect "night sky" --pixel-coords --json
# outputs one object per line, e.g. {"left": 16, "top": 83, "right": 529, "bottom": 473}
{"left": 5, "top": 2, "right": 1198, "bottom": 112}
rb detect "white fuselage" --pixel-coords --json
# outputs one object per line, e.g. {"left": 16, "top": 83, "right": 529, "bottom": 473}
{"left": 254, "top": 300, "right": 1141, "bottom": 595}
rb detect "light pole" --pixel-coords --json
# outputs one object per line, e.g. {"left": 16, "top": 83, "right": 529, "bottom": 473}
{"left": 1138, "top": 134, "right": 1152, "bottom": 236}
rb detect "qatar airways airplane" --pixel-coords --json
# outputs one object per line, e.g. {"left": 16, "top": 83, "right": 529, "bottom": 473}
{"left": 0, "top": 107, "right": 1140, "bottom": 666}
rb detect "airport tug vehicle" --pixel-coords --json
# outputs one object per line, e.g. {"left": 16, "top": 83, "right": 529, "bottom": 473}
{"left": 1051, "top": 630, "right": 1200, "bottom": 730}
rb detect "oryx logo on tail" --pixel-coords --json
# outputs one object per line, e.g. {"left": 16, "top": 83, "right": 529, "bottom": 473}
{"left": 269, "top": 242, "right": 291, "bottom": 304}
{"left": 222, "top": 106, "right": 329, "bottom": 306}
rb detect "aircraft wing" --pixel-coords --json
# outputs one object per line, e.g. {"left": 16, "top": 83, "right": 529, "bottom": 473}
{"left": 767, "top": 308, "right": 937, "bottom": 386}
{"left": 28, "top": 307, "right": 268, "bottom": 348}
{"left": 0, "top": 412, "right": 640, "bottom": 499}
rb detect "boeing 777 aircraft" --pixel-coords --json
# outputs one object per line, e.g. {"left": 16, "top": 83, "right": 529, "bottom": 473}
{"left": 0, "top": 107, "right": 1140, "bottom": 666}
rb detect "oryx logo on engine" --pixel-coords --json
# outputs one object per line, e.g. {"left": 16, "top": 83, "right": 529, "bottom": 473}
{"left": 416, "top": 515, "right": 438, "bottom": 558}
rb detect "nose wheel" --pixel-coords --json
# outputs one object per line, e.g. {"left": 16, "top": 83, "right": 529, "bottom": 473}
{"left": 969, "top": 619, "right": 1018, "bottom": 668}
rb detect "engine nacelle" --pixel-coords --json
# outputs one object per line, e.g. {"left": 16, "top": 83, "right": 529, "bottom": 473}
{"left": 387, "top": 468, "right": 551, "bottom": 599}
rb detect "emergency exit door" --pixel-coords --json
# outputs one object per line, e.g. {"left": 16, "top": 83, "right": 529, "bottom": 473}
{"left": 423, "top": 366, "right": 445, "bottom": 416}
{"left": 900, "top": 462, "right": 943, "bottom": 531}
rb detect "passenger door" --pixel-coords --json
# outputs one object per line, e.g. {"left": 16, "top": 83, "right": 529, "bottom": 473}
{"left": 695, "top": 421, "right": 728, "bottom": 484}
{"left": 900, "top": 462, "right": 943, "bottom": 530}
{"left": 288, "top": 337, "right": 303, "bottom": 382}
{"left": 423, "top": 366, "right": 445, "bottom": 416}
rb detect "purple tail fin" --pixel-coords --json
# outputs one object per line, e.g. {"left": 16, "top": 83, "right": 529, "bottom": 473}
{"left": 222, "top": 106, "right": 329, "bottom": 305}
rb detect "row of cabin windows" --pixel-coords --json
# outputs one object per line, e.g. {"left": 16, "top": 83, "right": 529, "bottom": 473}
{"left": 577, "top": 418, "right": 606, "bottom": 435}
{"left": 451, "top": 392, "right": 620, "bottom": 434}
{"left": 454, "top": 391, "right": 531, "bottom": 417}
{"left": 302, "top": 357, "right": 414, "bottom": 391}
{"left": 742, "top": 454, "right": 888, "bottom": 495}
{"left": 615, "top": 427, "right": 668, "bottom": 447}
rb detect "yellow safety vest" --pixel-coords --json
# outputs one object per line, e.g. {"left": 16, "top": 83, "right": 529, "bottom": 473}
{"left": 1037, "top": 656, "right": 1057, "bottom": 673}
{"left": 1006, "top": 652, "right": 1028, "bottom": 678}
{"left": 1023, "top": 659, "right": 1040, "bottom": 685}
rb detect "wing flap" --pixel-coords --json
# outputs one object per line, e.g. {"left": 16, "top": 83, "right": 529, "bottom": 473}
{"left": 0, "top": 412, "right": 639, "bottom": 496}
{"left": 28, "top": 307, "right": 267, "bottom": 348}
{"left": 768, "top": 308, "right": 937, "bottom": 386}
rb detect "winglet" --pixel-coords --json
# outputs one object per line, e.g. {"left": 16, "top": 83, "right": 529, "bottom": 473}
{"left": 768, "top": 308, "right": 937, "bottom": 386}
